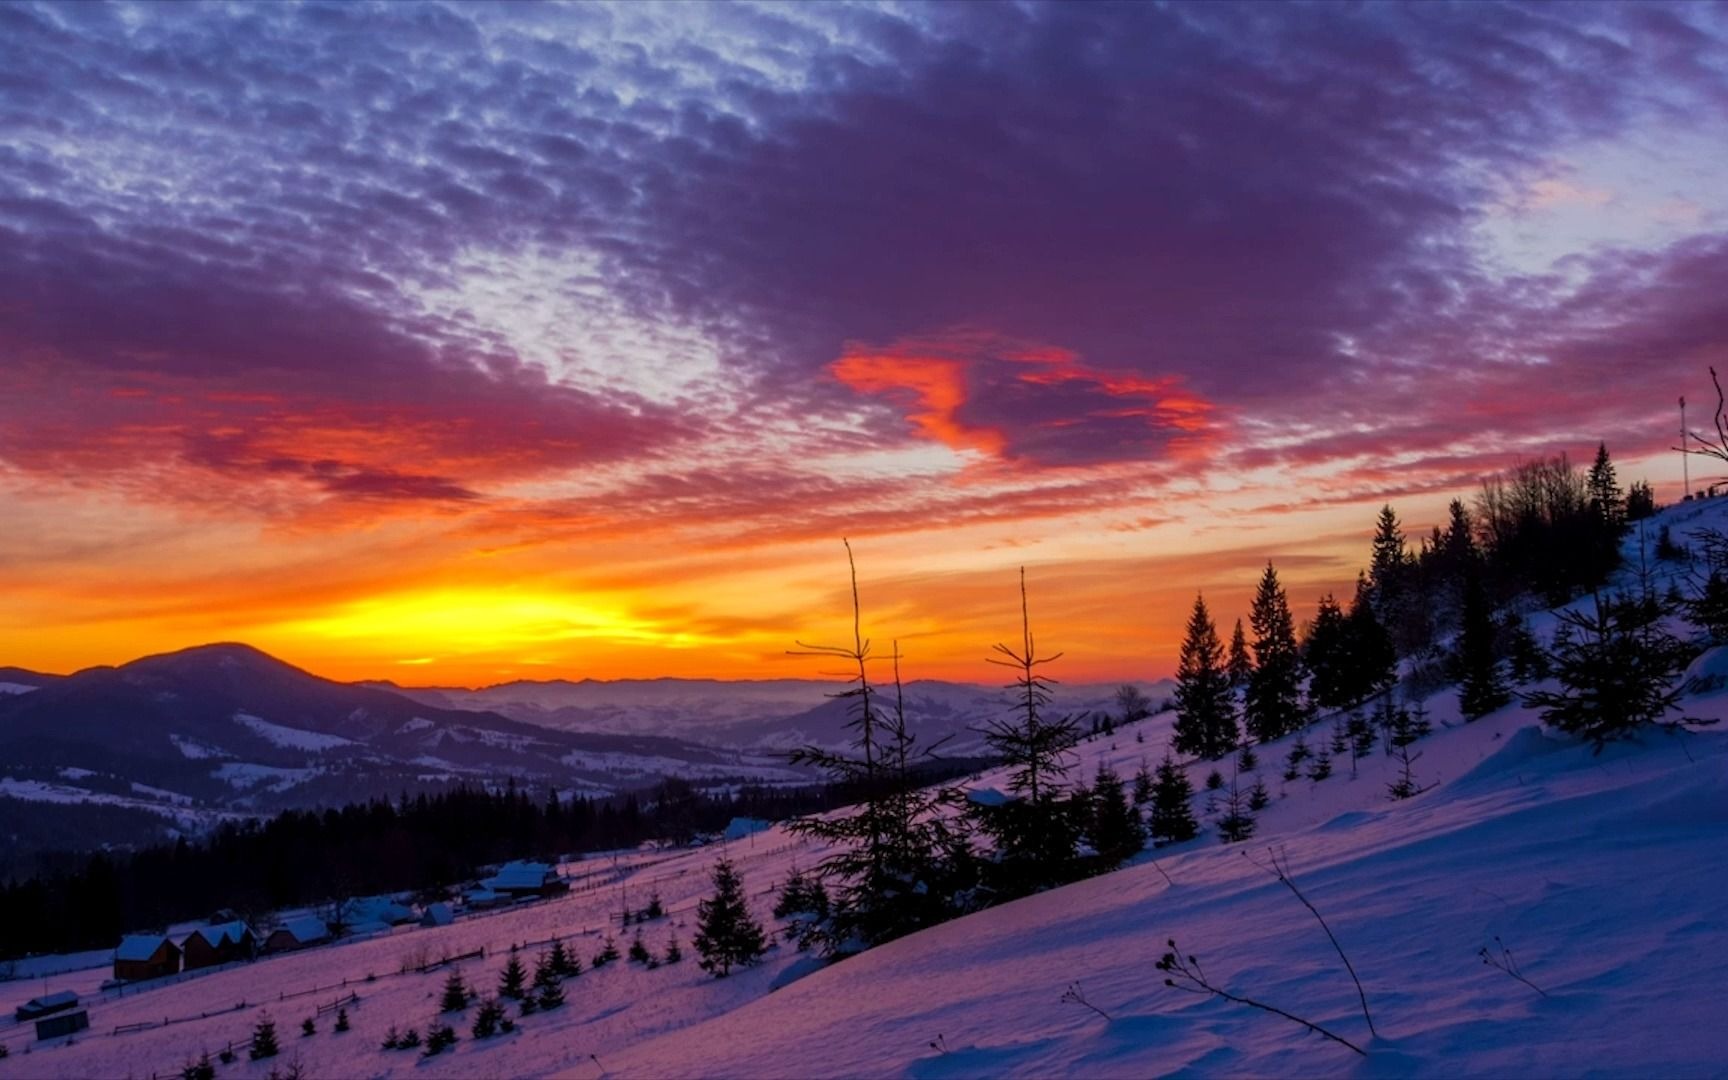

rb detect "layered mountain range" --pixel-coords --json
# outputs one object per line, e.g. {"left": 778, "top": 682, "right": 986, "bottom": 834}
{"left": 0, "top": 642, "right": 1169, "bottom": 855}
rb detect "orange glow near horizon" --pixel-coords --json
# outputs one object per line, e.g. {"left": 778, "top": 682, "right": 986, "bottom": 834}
{"left": 0, "top": 340, "right": 1691, "bottom": 690}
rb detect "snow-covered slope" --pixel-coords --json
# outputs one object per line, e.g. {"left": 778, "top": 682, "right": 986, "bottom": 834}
{"left": 8, "top": 690, "right": 1724, "bottom": 1078}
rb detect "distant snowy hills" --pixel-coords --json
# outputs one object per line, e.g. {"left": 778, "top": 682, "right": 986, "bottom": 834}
{"left": 373, "top": 675, "right": 1174, "bottom": 755}
{"left": 0, "top": 644, "right": 808, "bottom": 842}
{"left": 0, "top": 640, "right": 1170, "bottom": 854}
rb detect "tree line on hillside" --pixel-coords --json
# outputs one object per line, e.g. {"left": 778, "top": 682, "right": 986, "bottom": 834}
{"left": 718, "top": 441, "right": 1713, "bottom": 981}
{"left": 0, "top": 768, "right": 976, "bottom": 961}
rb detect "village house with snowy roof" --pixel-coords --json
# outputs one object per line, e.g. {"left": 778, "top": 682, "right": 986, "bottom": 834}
{"left": 113, "top": 934, "right": 180, "bottom": 982}
{"left": 262, "top": 914, "right": 330, "bottom": 954}
{"left": 181, "top": 920, "right": 255, "bottom": 970}
{"left": 482, "top": 860, "right": 568, "bottom": 900}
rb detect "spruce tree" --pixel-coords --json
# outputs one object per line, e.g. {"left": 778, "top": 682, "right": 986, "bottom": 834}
{"left": 1215, "top": 772, "right": 1256, "bottom": 844}
{"left": 1147, "top": 751, "right": 1198, "bottom": 846}
{"left": 1369, "top": 504, "right": 1407, "bottom": 590}
{"left": 471, "top": 997, "right": 505, "bottom": 1039}
{"left": 249, "top": 1016, "right": 280, "bottom": 1060}
{"left": 1522, "top": 592, "right": 1699, "bottom": 750}
{"left": 1246, "top": 563, "right": 1306, "bottom": 741}
{"left": 548, "top": 937, "right": 577, "bottom": 978}
{"left": 972, "top": 570, "right": 1083, "bottom": 893}
{"left": 1342, "top": 573, "right": 1396, "bottom": 704}
{"left": 1503, "top": 612, "right": 1547, "bottom": 683}
{"left": 592, "top": 937, "right": 619, "bottom": 968}
{"left": 1131, "top": 762, "right": 1154, "bottom": 805}
{"left": 1457, "top": 568, "right": 1509, "bottom": 720}
{"left": 773, "top": 869, "right": 832, "bottom": 952}
{"left": 1587, "top": 442, "right": 1623, "bottom": 526}
{"left": 787, "top": 543, "right": 969, "bottom": 953}
{"left": 1368, "top": 504, "right": 1429, "bottom": 655}
{"left": 1688, "top": 569, "right": 1728, "bottom": 643}
{"left": 440, "top": 970, "right": 470, "bottom": 1012}
{"left": 693, "top": 857, "right": 767, "bottom": 978}
{"left": 1283, "top": 734, "right": 1310, "bottom": 781}
{"left": 1303, "top": 593, "right": 1352, "bottom": 711}
{"left": 1086, "top": 764, "right": 1146, "bottom": 866}
{"left": 1246, "top": 775, "right": 1271, "bottom": 812}
{"left": 1442, "top": 498, "right": 1478, "bottom": 565}
{"left": 1387, "top": 743, "right": 1424, "bottom": 800}
{"left": 1172, "top": 593, "right": 1238, "bottom": 759}
{"left": 532, "top": 951, "right": 565, "bottom": 1009}
{"left": 1227, "top": 618, "right": 1254, "bottom": 689}
{"left": 628, "top": 930, "right": 651, "bottom": 965}
{"left": 497, "top": 946, "right": 527, "bottom": 1000}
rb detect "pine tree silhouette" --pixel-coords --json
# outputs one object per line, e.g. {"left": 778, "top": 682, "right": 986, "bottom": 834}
{"left": 1086, "top": 764, "right": 1146, "bottom": 866}
{"left": 498, "top": 946, "right": 527, "bottom": 1000}
{"left": 1457, "top": 567, "right": 1509, "bottom": 719}
{"left": 1173, "top": 593, "right": 1239, "bottom": 759}
{"left": 693, "top": 857, "right": 767, "bottom": 977}
{"left": 1227, "top": 618, "right": 1254, "bottom": 689}
{"left": 1246, "top": 563, "right": 1307, "bottom": 741}
{"left": 1148, "top": 751, "right": 1198, "bottom": 846}
{"left": 787, "top": 543, "right": 969, "bottom": 953}
{"left": 971, "top": 569, "right": 1083, "bottom": 894}
{"left": 440, "top": 970, "right": 470, "bottom": 1012}
{"left": 1522, "top": 593, "right": 1699, "bottom": 749}
{"left": 248, "top": 1016, "right": 280, "bottom": 1060}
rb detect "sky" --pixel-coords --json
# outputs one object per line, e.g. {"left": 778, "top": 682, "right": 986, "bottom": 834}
{"left": 0, "top": 1, "right": 1723, "bottom": 687}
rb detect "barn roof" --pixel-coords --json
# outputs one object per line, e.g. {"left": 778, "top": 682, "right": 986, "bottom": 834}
{"left": 24, "top": 990, "right": 78, "bottom": 1010}
{"left": 272, "top": 915, "right": 329, "bottom": 944}
{"left": 191, "top": 920, "right": 253, "bottom": 947}
{"left": 116, "top": 934, "right": 175, "bottom": 961}
{"left": 485, "top": 860, "right": 556, "bottom": 891}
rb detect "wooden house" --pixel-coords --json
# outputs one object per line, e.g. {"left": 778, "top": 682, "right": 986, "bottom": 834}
{"left": 483, "top": 861, "right": 568, "bottom": 900}
{"left": 182, "top": 920, "right": 255, "bottom": 970}
{"left": 113, "top": 934, "right": 180, "bottom": 982}
{"left": 262, "top": 915, "right": 329, "bottom": 954}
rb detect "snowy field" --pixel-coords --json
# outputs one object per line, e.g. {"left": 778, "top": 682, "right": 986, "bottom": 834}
{"left": 2, "top": 500, "right": 1725, "bottom": 1078}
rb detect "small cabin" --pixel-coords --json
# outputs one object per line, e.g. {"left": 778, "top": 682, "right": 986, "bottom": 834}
{"left": 420, "top": 902, "right": 455, "bottom": 927}
{"left": 262, "top": 915, "right": 329, "bottom": 954}
{"left": 14, "top": 990, "right": 78, "bottom": 1022}
{"left": 483, "top": 861, "right": 567, "bottom": 900}
{"left": 114, "top": 934, "right": 180, "bottom": 982}
{"left": 182, "top": 920, "right": 255, "bottom": 970}
{"left": 463, "top": 886, "right": 506, "bottom": 909}
{"left": 35, "top": 1008, "right": 90, "bottom": 1041}
{"left": 348, "top": 896, "right": 417, "bottom": 927}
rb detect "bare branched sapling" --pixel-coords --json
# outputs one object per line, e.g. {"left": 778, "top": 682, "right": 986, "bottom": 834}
{"left": 1478, "top": 936, "right": 1548, "bottom": 998}
{"left": 1059, "top": 981, "right": 1113, "bottom": 1022}
{"left": 1156, "top": 939, "right": 1365, "bottom": 1056}
{"left": 1244, "top": 847, "right": 1376, "bottom": 1038}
